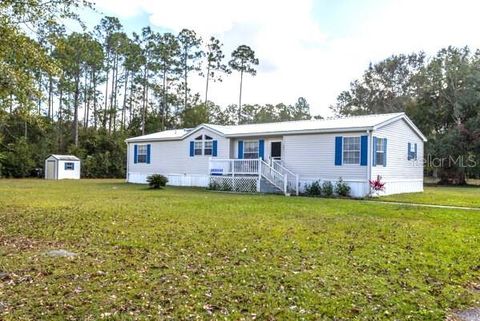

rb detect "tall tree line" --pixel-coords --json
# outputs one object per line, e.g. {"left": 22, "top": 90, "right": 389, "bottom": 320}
{"left": 333, "top": 46, "right": 480, "bottom": 184}
{"left": 0, "top": 0, "right": 314, "bottom": 178}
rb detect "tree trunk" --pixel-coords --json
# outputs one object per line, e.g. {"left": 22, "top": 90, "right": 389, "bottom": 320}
{"left": 238, "top": 70, "right": 243, "bottom": 123}
{"left": 85, "top": 70, "right": 92, "bottom": 128}
{"left": 184, "top": 52, "right": 188, "bottom": 111}
{"left": 37, "top": 73, "right": 42, "bottom": 115}
{"left": 73, "top": 74, "right": 80, "bottom": 146}
{"left": 204, "top": 64, "right": 210, "bottom": 105}
{"left": 162, "top": 67, "right": 167, "bottom": 131}
{"left": 93, "top": 69, "right": 97, "bottom": 129}
{"left": 122, "top": 70, "right": 129, "bottom": 131}
{"left": 128, "top": 79, "right": 134, "bottom": 126}
{"left": 142, "top": 65, "right": 148, "bottom": 135}
{"left": 47, "top": 77, "right": 53, "bottom": 120}
{"left": 112, "top": 54, "right": 119, "bottom": 132}
{"left": 9, "top": 94, "right": 13, "bottom": 113}
{"left": 104, "top": 68, "right": 109, "bottom": 128}
{"left": 109, "top": 54, "right": 117, "bottom": 133}
{"left": 83, "top": 72, "right": 88, "bottom": 128}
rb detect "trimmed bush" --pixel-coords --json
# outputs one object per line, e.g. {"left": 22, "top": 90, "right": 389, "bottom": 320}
{"left": 208, "top": 180, "right": 221, "bottom": 190}
{"left": 304, "top": 180, "right": 322, "bottom": 197}
{"left": 335, "top": 177, "right": 351, "bottom": 197}
{"left": 321, "top": 181, "right": 334, "bottom": 197}
{"left": 146, "top": 174, "right": 168, "bottom": 189}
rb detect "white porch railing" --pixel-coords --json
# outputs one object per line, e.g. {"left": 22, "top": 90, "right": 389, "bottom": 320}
{"left": 260, "top": 160, "right": 286, "bottom": 192}
{"left": 209, "top": 158, "right": 295, "bottom": 195}
{"left": 209, "top": 158, "right": 260, "bottom": 176}
{"left": 271, "top": 159, "right": 299, "bottom": 196}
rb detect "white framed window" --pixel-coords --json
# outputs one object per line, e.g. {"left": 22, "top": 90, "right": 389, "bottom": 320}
{"left": 375, "top": 138, "right": 385, "bottom": 165}
{"left": 243, "top": 140, "right": 259, "bottom": 159}
{"left": 64, "top": 162, "right": 75, "bottom": 170}
{"left": 204, "top": 140, "right": 213, "bottom": 155}
{"left": 192, "top": 135, "right": 215, "bottom": 156}
{"left": 408, "top": 142, "right": 417, "bottom": 160}
{"left": 137, "top": 144, "right": 148, "bottom": 163}
{"left": 343, "top": 137, "right": 360, "bottom": 165}
{"left": 194, "top": 141, "right": 203, "bottom": 155}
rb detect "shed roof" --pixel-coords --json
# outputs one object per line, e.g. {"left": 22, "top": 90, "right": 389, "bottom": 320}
{"left": 47, "top": 154, "right": 80, "bottom": 161}
{"left": 126, "top": 112, "right": 427, "bottom": 143}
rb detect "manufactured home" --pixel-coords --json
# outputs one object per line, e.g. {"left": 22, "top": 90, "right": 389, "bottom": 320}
{"left": 125, "top": 113, "right": 426, "bottom": 197}
{"left": 45, "top": 154, "right": 81, "bottom": 180}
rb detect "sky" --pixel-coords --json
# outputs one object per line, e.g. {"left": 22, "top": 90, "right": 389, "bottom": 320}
{"left": 83, "top": 0, "right": 480, "bottom": 116}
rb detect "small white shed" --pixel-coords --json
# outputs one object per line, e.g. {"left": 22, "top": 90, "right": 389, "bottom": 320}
{"left": 45, "top": 154, "right": 81, "bottom": 180}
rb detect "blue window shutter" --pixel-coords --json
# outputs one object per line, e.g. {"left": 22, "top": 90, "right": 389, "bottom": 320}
{"left": 335, "top": 136, "right": 342, "bottom": 166}
{"left": 146, "top": 144, "right": 151, "bottom": 164}
{"left": 212, "top": 140, "right": 218, "bottom": 157}
{"left": 408, "top": 142, "right": 411, "bottom": 160}
{"left": 360, "top": 135, "right": 368, "bottom": 166}
{"left": 372, "top": 137, "right": 377, "bottom": 166}
{"left": 259, "top": 139, "right": 265, "bottom": 160}
{"left": 383, "top": 138, "right": 387, "bottom": 167}
{"left": 189, "top": 141, "right": 194, "bottom": 157}
{"left": 414, "top": 143, "right": 418, "bottom": 160}
{"left": 238, "top": 141, "right": 244, "bottom": 159}
{"left": 134, "top": 144, "right": 138, "bottom": 164}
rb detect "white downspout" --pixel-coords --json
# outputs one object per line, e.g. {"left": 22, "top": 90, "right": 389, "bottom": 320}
{"left": 367, "top": 129, "right": 372, "bottom": 196}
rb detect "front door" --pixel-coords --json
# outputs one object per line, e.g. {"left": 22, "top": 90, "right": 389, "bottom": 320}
{"left": 270, "top": 141, "right": 282, "bottom": 160}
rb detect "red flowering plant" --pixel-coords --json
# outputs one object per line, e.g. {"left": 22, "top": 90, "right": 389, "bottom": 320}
{"left": 369, "top": 175, "right": 385, "bottom": 196}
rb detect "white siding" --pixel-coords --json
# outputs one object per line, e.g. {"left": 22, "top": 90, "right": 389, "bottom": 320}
{"left": 127, "top": 128, "right": 229, "bottom": 184}
{"left": 371, "top": 118, "right": 424, "bottom": 195}
{"left": 283, "top": 132, "right": 368, "bottom": 181}
{"left": 282, "top": 132, "right": 370, "bottom": 198}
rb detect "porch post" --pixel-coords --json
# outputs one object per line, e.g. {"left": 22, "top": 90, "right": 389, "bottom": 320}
{"left": 232, "top": 159, "right": 235, "bottom": 191}
{"left": 295, "top": 175, "right": 299, "bottom": 196}
{"left": 283, "top": 174, "right": 288, "bottom": 195}
{"left": 257, "top": 159, "right": 262, "bottom": 192}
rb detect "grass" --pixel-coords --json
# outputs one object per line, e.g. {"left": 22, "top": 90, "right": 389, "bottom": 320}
{"left": 379, "top": 185, "right": 480, "bottom": 208}
{"left": 0, "top": 179, "right": 480, "bottom": 320}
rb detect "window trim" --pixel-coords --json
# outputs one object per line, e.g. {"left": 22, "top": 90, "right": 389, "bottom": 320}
{"left": 342, "top": 136, "right": 361, "bottom": 165}
{"left": 204, "top": 140, "right": 213, "bottom": 156}
{"left": 64, "top": 162, "right": 75, "bottom": 170}
{"left": 375, "top": 137, "right": 386, "bottom": 166}
{"left": 408, "top": 142, "right": 417, "bottom": 160}
{"left": 192, "top": 134, "right": 216, "bottom": 157}
{"left": 194, "top": 141, "right": 203, "bottom": 156}
{"left": 243, "top": 140, "right": 260, "bottom": 159}
{"left": 137, "top": 144, "right": 148, "bottom": 163}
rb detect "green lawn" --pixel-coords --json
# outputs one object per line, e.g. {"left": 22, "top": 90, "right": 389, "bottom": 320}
{"left": 1, "top": 180, "right": 480, "bottom": 320}
{"left": 379, "top": 185, "right": 480, "bottom": 208}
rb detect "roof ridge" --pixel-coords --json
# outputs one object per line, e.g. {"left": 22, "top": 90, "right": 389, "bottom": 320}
{"left": 205, "top": 112, "right": 404, "bottom": 128}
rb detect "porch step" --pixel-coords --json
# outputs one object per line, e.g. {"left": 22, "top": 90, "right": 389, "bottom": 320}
{"left": 260, "top": 178, "right": 283, "bottom": 194}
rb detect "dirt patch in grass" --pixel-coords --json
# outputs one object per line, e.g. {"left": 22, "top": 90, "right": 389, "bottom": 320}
{"left": 0, "top": 235, "right": 63, "bottom": 253}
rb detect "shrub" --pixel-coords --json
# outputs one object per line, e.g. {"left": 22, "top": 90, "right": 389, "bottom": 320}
{"left": 369, "top": 175, "right": 385, "bottom": 196}
{"left": 304, "top": 180, "right": 322, "bottom": 197}
{"left": 146, "top": 174, "right": 168, "bottom": 189}
{"left": 335, "top": 177, "right": 351, "bottom": 197}
{"left": 321, "top": 181, "right": 334, "bottom": 197}
{"left": 208, "top": 180, "right": 220, "bottom": 190}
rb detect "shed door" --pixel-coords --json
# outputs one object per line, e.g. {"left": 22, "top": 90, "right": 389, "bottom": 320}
{"left": 46, "top": 160, "right": 56, "bottom": 179}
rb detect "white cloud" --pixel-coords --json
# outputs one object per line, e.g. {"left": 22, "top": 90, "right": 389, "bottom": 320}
{"left": 93, "top": 0, "right": 480, "bottom": 116}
